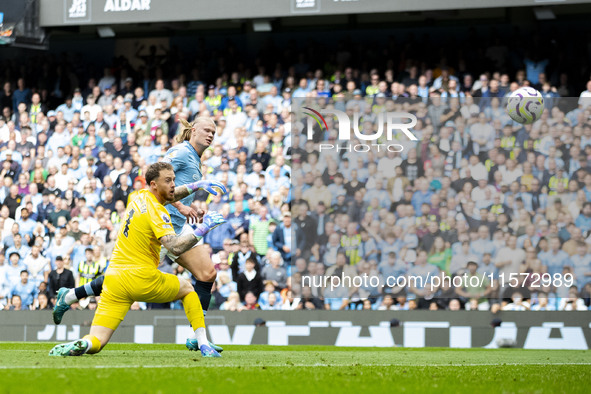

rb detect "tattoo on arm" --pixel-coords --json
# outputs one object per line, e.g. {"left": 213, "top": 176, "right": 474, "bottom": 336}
{"left": 164, "top": 185, "right": 192, "bottom": 206}
{"left": 160, "top": 232, "right": 200, "bottom": 256}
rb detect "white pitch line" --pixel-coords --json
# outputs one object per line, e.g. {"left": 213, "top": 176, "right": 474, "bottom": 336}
{"left": 1, "top": 363, "right": 590, "bottom": 369}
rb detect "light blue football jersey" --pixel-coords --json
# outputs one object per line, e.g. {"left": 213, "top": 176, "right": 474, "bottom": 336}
{"left": 162, "top": 141, "right": 202, "bottom": 233}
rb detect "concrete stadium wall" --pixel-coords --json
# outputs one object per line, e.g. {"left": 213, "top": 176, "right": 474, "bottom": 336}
{"left": 1, "top": 311, "right": 590, "bottom": 349}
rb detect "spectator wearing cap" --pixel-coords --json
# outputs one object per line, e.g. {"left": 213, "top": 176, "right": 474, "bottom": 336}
{"left": 118, "top": 96, "right": 138, "bottom": 123}
{"left": 47, "top": 256, "right": 76, "bottom": 299}
{"left": 72, "top": 88, "right": 84, "bottom": 112}
{"left": 237, "top": 81, "right": 252, "bottom": 104}
{"left": 35, "top": 191, "right": 55, "bottom": 225}
{"left": 120, "top": 76, "right": 134, "bottom": 96}
{"left": 0, "top": 150, "right": 21, "bottom": 183}
{"left": 98, "top": 86, "right": 116, "bottom": 108}
{"left": 204, "top": 85, "right": 222, "bottom": 113}
{"left": 280, "top": 88, "right": 292, "bottom": 112}
{"left": 66, "top": 217, "right": 83, "bottom": 241}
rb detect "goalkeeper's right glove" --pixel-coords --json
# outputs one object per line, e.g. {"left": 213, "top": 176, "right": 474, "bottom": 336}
{"left": 192, "top": 211, "right": 226, "bottom": 239}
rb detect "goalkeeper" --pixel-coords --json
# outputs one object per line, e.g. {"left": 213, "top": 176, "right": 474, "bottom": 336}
{"left": 54, "top": 116, "right": 227, "bottom": 353}
{"left": 49, "top": 162, "right": 225, "bottom": 357}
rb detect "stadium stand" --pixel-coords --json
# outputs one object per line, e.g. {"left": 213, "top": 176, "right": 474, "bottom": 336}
{"left": 1, "top": 31, "right": 591, "bottom": 313}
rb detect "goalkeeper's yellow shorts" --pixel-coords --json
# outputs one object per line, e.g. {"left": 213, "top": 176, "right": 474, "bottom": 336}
{"left": 92, "top": 266, "right": 180, "bottom": 330}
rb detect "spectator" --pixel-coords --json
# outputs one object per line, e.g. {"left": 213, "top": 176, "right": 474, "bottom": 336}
{"left": 249, "top": 205, "right": 273, "bottom": 258}
{"left": 219, "top": 291, "right": 245, "bottom": 311}
{"left": 236, "top": 257, "right": 263, "bottom": 301}
{"left": 261, "top": 251, "right": 287, "bottom": 289}
{"left": 47, "top": 256, "right": 75, "bottom": 299}
{"left": 539, "top": 237, "right": 571, "bottom": 277}
{"left": 10, "top": 270, "right": 37, "bottom": 310}
{"left": 243, "top": 291, "right": 260, "bottom": 310}
{"left": 5, "top": 294, "right": 22, "bottom": 310}
{"left": 575, "top": 202, "right": 591, "bottom": 235}
{"left": 0, "top": 34, "right": 590, "bottom": 314}
{"left": 531, "top": 292, "right": 556, "bottom": 311}
{"left": 558, "top": 286, "right": 586, "bottom": 311}
{"left": 23, "top": 245, "right": 50, "bottom": 288}
{"left": 258, "top": 281, "right": 282, "bottom": 310}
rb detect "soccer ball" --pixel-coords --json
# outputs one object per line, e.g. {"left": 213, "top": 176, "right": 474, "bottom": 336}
{"left": 506, "top": 87, "right": 544, "bottom": 124}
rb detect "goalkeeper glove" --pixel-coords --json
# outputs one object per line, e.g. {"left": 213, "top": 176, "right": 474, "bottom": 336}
{"left": 192, "top": 211, "right": 226, "bottom": 239}
{"left": 186, "top": 180, "right": 227, "bottom": 196}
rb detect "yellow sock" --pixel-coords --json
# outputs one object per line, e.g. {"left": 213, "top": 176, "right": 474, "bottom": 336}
{"left": 82, "top": 335, "right": 102, "bottom": 354}
{"left": 182, "top": 292, "right": 204, "bottom": 331}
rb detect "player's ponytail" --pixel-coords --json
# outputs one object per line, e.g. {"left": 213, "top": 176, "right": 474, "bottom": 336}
{"left": 176, "top": 118, "right": 194, "bottom": 143}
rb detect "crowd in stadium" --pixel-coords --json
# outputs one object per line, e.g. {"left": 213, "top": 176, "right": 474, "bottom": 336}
{"left": 1, "top": 33, "right": 591, "bottom": 312}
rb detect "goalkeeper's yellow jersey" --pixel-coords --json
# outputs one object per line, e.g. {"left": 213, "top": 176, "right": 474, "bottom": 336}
{"left": 109, "top": 189, "right": 175, "bottom": 269}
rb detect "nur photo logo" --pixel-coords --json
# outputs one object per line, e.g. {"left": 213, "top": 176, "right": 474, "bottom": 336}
{"left": 302, "top": 107, "right": 419, "bottom": 152}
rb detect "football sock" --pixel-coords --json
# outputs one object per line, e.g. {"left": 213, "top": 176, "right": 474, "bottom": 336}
{"left": 82, "top": 335, "right": 102, "bottom": 354}
{"left": 193, "top": 280, "right": 214, "bottom": 314}
{"left": 182, "top": 292, "right": 205, "bottom": 332}
{"left": 194, "top": 327, "right": 208, "bottom": 348}
{"left": 71, "top": 276, "right": 105, "bottom": 305}
{"left": 65, "top": 289, "right": 78, "bottom": 305}
{"left": 91, "top": 276, "right": 105, "bottom": 295}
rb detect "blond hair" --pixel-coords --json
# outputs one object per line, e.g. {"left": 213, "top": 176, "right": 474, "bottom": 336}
{"left": 176, "top": 118, "right": 194, "bottom": 143}
{"left": 175, "top": 116, "right": 216, "bottom": 143}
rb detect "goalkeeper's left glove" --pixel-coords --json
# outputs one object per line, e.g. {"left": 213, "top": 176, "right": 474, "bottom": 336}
{"left": 192, "top": 211, "right": 226, "bottom": 239}
{"left": 186, "top": 180, "right": 227, "bottom": 196}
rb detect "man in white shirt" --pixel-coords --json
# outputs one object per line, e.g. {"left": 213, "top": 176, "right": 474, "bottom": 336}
{"left": 471, "top": 179, "right": 497, "bottom": 202}
{"left": 81, "top": 94, "right": 102, "bottom": 121}
{"left": 78, "top": 207, "right": 99, "bottom": 235}
{"left": 578, "top": 80, "right": 591, "bottom": 108}
{"left": 495, "top": 235, "right": 526, "bottom": 285}
{"left": 54, "top": 163, "right": 74, "bottom": 192}
{"left": 463, "top": 155, "right": 488, "bottom": 181}
{"left": 500, "top": 159, "right": 523, "bottom": 185}
{"left": 149, "top": 79, "right": 173, "bottom": 107}
{"left": 469, "top": 113, "right": 495, "bottom": 155}
{"left": 23, "top": 245, "right": 50, "bottom": 288}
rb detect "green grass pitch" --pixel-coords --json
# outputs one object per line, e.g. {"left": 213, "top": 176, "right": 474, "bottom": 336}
{"left": 1, "top": 343, "right": 590, "bottom": 393}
